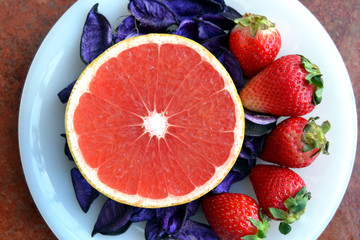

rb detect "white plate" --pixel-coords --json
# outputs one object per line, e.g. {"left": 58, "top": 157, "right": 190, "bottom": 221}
{"left": 18, "top": 0, "right": 357, "bottom": 239}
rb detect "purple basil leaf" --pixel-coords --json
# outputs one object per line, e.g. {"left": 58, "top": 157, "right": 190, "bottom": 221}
{"left": 221, "top": 5, "right": 243, "bottom": 21}
{"left": 233, "top": 154, "right": 257, "bottom": 180}
{"left": 201, "top": 34, "right": 229, "bottom": 55}
{"left": 114, "top": 15, "right": 138, "bottom": 43}
{"left": 145, "top": 218, "right": 167, "bottom": 240}
{"left": 80, "top": 3, "right": 113, "bottom": 65}
{"left": 161, "top": 206, "right": 184, "bottom": 234}
{"left": 57, "top": 79, "right": 76, "bottom": 103}
{"left": 128, "top": 0, "right": 178, "bottom": 32}
{"left": 184, "top": 200, "right": 200, "bottom": 219}
{"left": 189, "top": 0, "right": 224, "bottom": 14}
{"left": 70, "top": 168, "right": 99, "bottom": 213}
{"left": 196, "top": 18, "right": 225, "bottom": 42}
{"left": 163, "top": 0, "right": 203, "bottom": 21}
{"left": 212, "top": 170, "right": 242, "bottom": 193}
{"left": 216, "top": 48, "right": 244, "bottom": 92}
{"left": 172, "top": 220, "right": 220, "bottom": 240}
{"left": 174, "top": 19, "right": 198, "bottom": 40}
{"left": 245, "top": 119, "right": 277, "bottom": 136}
{"left": 201, "top": 5, "right": 242, "bottom": 30}
{"left": 60, "top": 134, "right": 74, "bottom": 161}
{"left": 244, "top": 108, "right": 278, "bottom": 125}
{"left": 130, "top": 207, "right": 156, "bottom": 222}
{"left": 201, "top": 6, "right": 242, "bottom": 30}
{"left": 232, "top": 136, "right": 267, "bottom": 178}
{"left": 92, "top": 199, "right": 133, "bottom": 236}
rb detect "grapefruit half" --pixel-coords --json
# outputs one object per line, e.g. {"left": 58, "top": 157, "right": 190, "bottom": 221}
{"left": 65, "top": 34, "right": 244, "bottom": 208}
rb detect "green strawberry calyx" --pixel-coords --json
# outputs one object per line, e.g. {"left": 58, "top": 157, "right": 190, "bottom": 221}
{"left": 301, "top": 116, "right": 331, "bottom": 156}
{"left": 234, "top": 13, "right": 276, "bottom": 38}
{"left": 269, "top": 187, "right": 311, "bottom": 235}
{"left": 299, "top": 55, "right": 324, "bottom": 105}
{"left": 242, "top": 210, "right": 270, "bottom": 240}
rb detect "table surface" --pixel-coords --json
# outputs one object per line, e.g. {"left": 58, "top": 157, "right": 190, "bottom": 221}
{"left": 0, "top": 0, "right": 358, "bottom": 239}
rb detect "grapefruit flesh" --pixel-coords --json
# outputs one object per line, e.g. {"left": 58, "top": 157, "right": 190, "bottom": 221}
{"left": 65, "top": 34, "right": 244, "bottom": 208}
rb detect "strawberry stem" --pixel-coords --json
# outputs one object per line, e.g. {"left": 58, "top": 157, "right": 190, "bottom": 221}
{"left": 299, "top": 55, "right": 324, "bottom": 105}
{"left": 234, "top": 13, "right": 275, "bottom": 39}
{"left": 243, "top": 209, "right": 269, "bottom": 240}
{"left": 301, "top": 117, "right": 331, "bottom": 155}
{"left": 269, "top": 187, "right": 311, "bottom": 235}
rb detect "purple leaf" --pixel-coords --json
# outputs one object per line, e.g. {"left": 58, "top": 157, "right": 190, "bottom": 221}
{"left": 173, "top": 220, "right": 220, "bottom": 240}
{"left": 201, "top": 6, "right": 242, "bottom": 30}
{"left": 212, "top": 170, "right": 242, "bottom": 193}
{"left": 128, "top": 0, "right": 178, "bottom": 32}
{"left": 145, "top": 218, "right": 167, "bottom": 240}
{"left": 190, "top": 0, "right": 225, "bottom": 14}
{"left": 163, "top": 0, "right": 203, "bottom": 21}
{"left": 161, "top": 206, "right": 184, "bottom": 234}
{"left": 184, "top": 200, "right": 200, "bottom": 218}
{"left": 196, "top": 18, "right": 225, "bottom": 42}
{"left": 244, "top": 109, "right": 278, "bottom": 125}
{"left": 114, "top": 15, "right": 139, "bottom": 43}
{"left": 174, "top": 19, "right": 198, "bottom": 40}
{"left": 92, "top": 199, "right": 133, "bottom": 236}
{"left": 201, "top": 34, "right": 229, "bottom": 55}
{"left": 60, "top": 134, "right": 74, "bottom": 161}
{"left": 202, "top": 35, "right": 244, "bottom": 92}
{"left": 130, "top": 207, "right": 156, "bottom": 222}
{"left": 245, "top": 119, "right": 277, "bottom": 136}
{"left": 216, "top": 48, "right": 244, "bottom": 92}
{"left": 70, "top": 168, "right": 99, "bottom": 213}
{"left": 80, "top": 3, "right": 113, "bottom": 65}
{"left": 57, "top": 79, "right": 76, "bottom": 103}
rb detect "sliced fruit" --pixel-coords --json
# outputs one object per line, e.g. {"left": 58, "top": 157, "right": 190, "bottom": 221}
{"left": 65, "top": 34, "right": 244, "bottom": 208}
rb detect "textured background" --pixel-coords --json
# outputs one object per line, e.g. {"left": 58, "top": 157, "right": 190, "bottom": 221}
{"left": 0, "top": 0, "right": 358, "bottom": 239}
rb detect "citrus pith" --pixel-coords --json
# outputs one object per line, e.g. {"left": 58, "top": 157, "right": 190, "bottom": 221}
{"left": 65, "top": 34, "right": 244, "bottom": 208}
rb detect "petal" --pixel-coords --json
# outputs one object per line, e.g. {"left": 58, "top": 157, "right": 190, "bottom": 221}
{"left": 80, "top": 3, "right": 113, "bottom": 64}
{"left": 92, "top": 199, "right": 133, "bottom": 236}
{"left": 70, "top": 168, "right": 99, "bottom": 213}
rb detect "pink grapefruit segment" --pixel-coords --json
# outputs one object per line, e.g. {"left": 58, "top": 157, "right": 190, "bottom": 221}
{"left": 65, "top": 34, "right": 244, "bottom": 208}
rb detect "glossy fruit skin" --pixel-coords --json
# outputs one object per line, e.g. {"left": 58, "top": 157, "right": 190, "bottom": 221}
{"left": 249, "top": 164, "right": 306, "bottom": 219}
{"left": 260, "top": 117, "right": 318, "bottom": 168}
{"left": 240, "top": 55, "right": 317, "bottom": 116}
{"left": 229, "top": 21, "right": 281, "bottom": 79}
{"left": 201, "top": 193, "right": 261, "bottom": 240}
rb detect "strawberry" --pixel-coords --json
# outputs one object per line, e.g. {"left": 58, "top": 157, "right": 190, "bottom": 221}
{"left": 201, "top": 193, "right": 269, "bottom": 240}
{"left": 249, "top": 164, "right": 311, "bottom": 235}
{"left": 239, "top": 54, "right": 324, "bottom": 116}
{"left": 259, "top": 116, "right": 330, "bottom": 168}
{"left": 229, "top": 13, "right": 281, "bottom": 79}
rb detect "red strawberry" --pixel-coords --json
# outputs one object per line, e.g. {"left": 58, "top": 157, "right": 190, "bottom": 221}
{"left": 201, "top": 193, "right": 269, "bottom": 240}
{"left": 249, "top": 164, "right": 311, "bottom": 235}
{"left": 239, "top": 54, "right": 324, "bottom": 116}
{"left": 259, "top": 116, "right": 330, "bottom": 168}
{"left": 229, "top": 13, "right": 281, "bottom": 79}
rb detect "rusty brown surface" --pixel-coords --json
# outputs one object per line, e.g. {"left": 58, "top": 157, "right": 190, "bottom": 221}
{"left": 0, "top": 0, "right": 358, "bottom": 239}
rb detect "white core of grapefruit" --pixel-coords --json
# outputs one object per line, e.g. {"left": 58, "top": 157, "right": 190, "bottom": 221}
{"left": 65, "top": 34, "right": 244, "bottom": 208}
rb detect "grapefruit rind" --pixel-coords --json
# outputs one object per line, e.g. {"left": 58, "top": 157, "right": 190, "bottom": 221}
{"left": 65, "top": 34, "right": 244, "bottom": 208}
